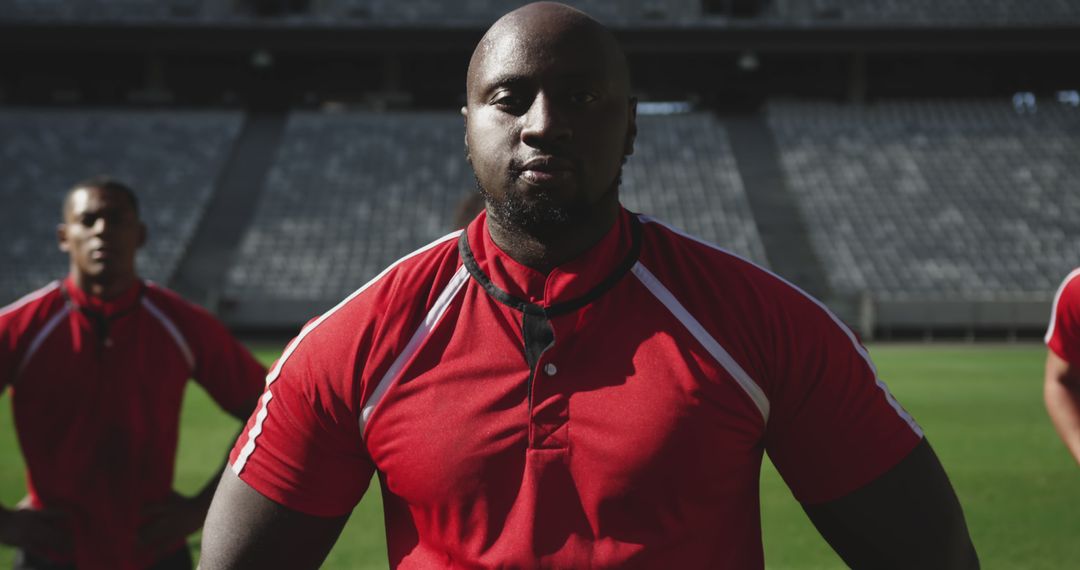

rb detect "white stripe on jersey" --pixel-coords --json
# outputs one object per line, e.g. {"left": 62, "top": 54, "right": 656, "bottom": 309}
{"left": 0, "top": 281, "right": 60, "bottom": 318}
{"left": 142, "top": 297, "right": 196, "bottom": 373}
{"left": 361, "top": 264, "right": 470, "bottom": 434}
{"left": 638, "top": 215, "right": 922, "bottom": 437}
{"left": 1046, "top": 268, "right": 1080, "bottom": 345}
{"left": 232, "top": 230, "right": 463, "bottom": 475}
{"left": 631, "top": 262, "right": 770, "bottom": 422}
{"left": 14, "top": 306, "right": 70, "bottom": 383}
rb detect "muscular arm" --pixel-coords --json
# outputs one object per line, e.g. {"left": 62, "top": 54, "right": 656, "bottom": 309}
{"left": 802, "top": 438, "right": 979, "bottom": 569}
{"left": 198, "top": 469, "right": 349, "bottom": 569}
{"left": 1044, "top": 350, "right": 1080, "bottom": 466}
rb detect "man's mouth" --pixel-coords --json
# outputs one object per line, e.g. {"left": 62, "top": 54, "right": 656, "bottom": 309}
{"left": 515, "top": 156, "right": 576, "bottom": 186}
{"left": 90, "top": 247, "right": 113, "bottom": 260}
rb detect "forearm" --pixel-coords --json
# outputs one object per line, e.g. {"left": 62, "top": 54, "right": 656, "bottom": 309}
{"left": 804, "top": 439, "right": 979, "bottom": 569}
{"left": 1045, "top": 372, "right": 1080, "bottom": 465}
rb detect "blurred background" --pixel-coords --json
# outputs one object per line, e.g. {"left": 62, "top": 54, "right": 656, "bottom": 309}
{"left": 1, "top": 0, "right": 1078, "bottom": 340}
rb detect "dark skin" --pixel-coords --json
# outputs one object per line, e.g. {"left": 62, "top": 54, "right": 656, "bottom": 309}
{"left": 1044, "top": 350, "right": 1080, "bottom": 465}
{"left": 0, "top": 186, "right": 258, "bottom": 561}
{"left": 200, "top": 3, "right": 977, "bottom": 568}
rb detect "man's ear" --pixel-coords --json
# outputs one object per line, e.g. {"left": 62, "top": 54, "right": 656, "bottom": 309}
{"left": 137, "top": 222, "right": 147, "bottom": 249}
{"left": 624, "top": 97, "right": 638, "bottom": 157}
{"left": 57, "top": 223, "right": 70, "bottom": 253}
{"left": 462, "top": 106, "right": 472, "bottom": 163}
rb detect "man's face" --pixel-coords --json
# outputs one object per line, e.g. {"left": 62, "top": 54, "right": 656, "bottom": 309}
{"left": 464, "top": 17, "right": 635, "bottom": 233}
{"left": 58, "top": 186, "right": 144, "bottom": 285}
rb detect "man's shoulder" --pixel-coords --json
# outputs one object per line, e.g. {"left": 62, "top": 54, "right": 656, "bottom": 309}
{"left": 1056, "top": 268, "right": 1080, "bottom": 306}
{"left": 141, "top": 280, "right": 225, "bottom": 329}
{"left": 637, "top": 215, "right": 791, "bottom": 297}
{"left": 277, "top": 231, "right": 464, "bottom": 361}
{"left": 0, "top": 281, "right": 66, "bottom": 328}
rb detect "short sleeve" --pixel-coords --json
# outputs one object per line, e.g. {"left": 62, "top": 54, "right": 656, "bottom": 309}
{"left": 184, "top": 307, "right": 267, "bottom": 417}
{"left": 1047, "top": 270, "right": 1080, "bottom": 365}
{"left": 229, "top": 322, "right": 376, "bottom": 518}
{"left": 764, "top": 290, "right": 922, "bottom": 506}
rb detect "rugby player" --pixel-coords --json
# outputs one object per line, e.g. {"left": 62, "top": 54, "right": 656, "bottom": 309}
{"left": 1045, "top": 268, "right": 1080, "bottom": 465}
{"left": 201, "top": 3, "right": 978, "bottom": 568}
{"left": 0, "top": 178, "right": 266, "bottom": 569}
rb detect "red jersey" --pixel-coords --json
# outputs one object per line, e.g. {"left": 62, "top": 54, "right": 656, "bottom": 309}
{"left": 231, "top": 208, "right": 921, "bottom": 569}
{"left": 0, "top": 277, "right": 266, "bottom": 569}
{"left": 1047, "top": 268, "right": 1080, "bottom": 365}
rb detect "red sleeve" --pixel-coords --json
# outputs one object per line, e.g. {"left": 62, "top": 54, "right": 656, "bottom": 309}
{"left": 229, "top": 311, "right": 377, "bottom": 517}
{"left": 763, "top": 283, "right": 922, "bottom": 505}
{"left": 152, "top": 288, "right": 267, "bottom": 417}
{"left": 1047, "top": 270, "right": 1080, "bottom": 365}
{"left": 0, "top": 284, "right": 62, "bottom": 391}
{"left": 0, "top": 307, "right": 19, "bottom": 390}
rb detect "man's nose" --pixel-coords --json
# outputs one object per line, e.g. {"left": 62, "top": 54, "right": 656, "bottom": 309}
{"left": 91, "top": 217, "right": 110, "bottom": 235}
{"left": 521, "top": 93, "right": 571, "bottom": 147}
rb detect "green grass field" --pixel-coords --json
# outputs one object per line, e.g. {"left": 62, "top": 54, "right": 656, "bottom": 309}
{"left": 2, "top": 344, "right": 1077, "bottom": 568}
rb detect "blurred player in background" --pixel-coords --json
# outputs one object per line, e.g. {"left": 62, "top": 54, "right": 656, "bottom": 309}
{"left": 0, "top": 177, "right": 266, "bottom": 569}
{"left": 1045, "top": 268, "right": 1080, "bottom": 465}
{"left": 201, "top": 3, "right": 978, "bottom": 568}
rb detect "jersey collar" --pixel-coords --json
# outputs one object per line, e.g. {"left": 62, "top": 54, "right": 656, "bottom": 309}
{"left": 62, "top": 276, "right": 144, "bottom": 317}
{"left": 460, "top": 207, "right": 641, "bottom": 316}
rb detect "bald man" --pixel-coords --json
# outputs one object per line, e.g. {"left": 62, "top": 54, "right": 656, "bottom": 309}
{"left": 200, "top": 3, "right": 978, "bottom": 568}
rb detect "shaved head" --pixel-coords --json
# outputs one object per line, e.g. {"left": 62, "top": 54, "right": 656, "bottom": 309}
{"left": 466, "top": 2, "right": 631, "bottom": 103}
{"left": 462, "top": 2, "right": 637, "bottom": 260}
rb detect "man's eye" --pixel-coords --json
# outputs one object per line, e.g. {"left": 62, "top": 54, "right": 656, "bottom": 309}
{"left": 570, "top": 92, "right": 598, "bottom": 105}
{"left": 493, "top": 95, "right": 523, "bottom": 108}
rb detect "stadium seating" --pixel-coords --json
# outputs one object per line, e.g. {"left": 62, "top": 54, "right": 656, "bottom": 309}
{"left": 224, "top": 111, "right": 474, "bottom": 302}
{"left": 765, "top": 0, "right": 1080, "bottom": 26}
{"left": 0, "top": 0, "right": 701, "bottom": 25}
{"left": 5, "top": 0, "right": 1080, "bottom": 26}
{"left": 768, "top": 98, "right": 1080, "bottom": 299}
{"left": 621, "top": 113, "right": 768, "bottom": 265}
{"left": 223, "top": 110, "right": 767, "bottom": 303}
{"left": 321, "top": 0, "right": 701, "bottom": 24}
{"left": 0, "top": 108, "right": 242, "bottom": 305}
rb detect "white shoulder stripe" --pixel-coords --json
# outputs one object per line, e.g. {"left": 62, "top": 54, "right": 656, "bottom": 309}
{"left": 631, "top": 262, "right": 770, "bottom": 422}
{"left": 1046, "top": 268, "right": 1080, "bottom": 344}
{"left": 14, "top": 306, "right": 70, "bottom": 382}
{"left": 1, "top": 281, "right": 61, "bottom": 318}
{"left": 232, "top": 229, "right": 463, "bottom": 475}
{"left": 638, "top": 215, "right": 922, "bottom": 437}
{"left": 361, "top": 264, "right": 470, "bottom": 434}
{"left": 141, "top": 297, "right": 196, "bottom": 372}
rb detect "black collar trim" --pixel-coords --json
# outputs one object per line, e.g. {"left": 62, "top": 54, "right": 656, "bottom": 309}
{"left": 458, "top": 215, "right": 642, "bottom": 317}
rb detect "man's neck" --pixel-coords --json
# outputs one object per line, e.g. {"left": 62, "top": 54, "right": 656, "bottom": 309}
{"left": 486, "top": 198, "right": 619, "bottom": 275}
{"left": 70, "top": 271, "right": 138, "bottom": 301}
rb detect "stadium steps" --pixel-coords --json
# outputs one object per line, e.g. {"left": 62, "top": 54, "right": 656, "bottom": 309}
{"left": 724, "top": 114, "right": 833, "bottom": 301}
{"left": 169, "top": 111, "right": 287, "bottom": 310}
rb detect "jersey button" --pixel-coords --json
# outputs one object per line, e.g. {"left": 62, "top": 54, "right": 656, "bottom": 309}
{"left": 544, "top": 363, "right": 558, "bottom": 376}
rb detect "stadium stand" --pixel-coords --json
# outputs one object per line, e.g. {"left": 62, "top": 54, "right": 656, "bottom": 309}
{"left": 5, "top": 0, "right": 1080, "bottom": 26}
{"left": 765, "top": 0, "right": 1080, "bottom": 26}
{"left": 320, "top": 0, "right": 701, "bottom": 24}
{"left": 0, "top": 0, "right": 702, "bottom": 25}
{"left": 224, "top": 111, "right": 473, "bottom": 303}
{"left": 622, "top": 113, "right": 768, "bottom": 265}
{"left": 768, "top": 98, "right": 1080, "bottom": 301}
{"left": 223, "top": 110, "right": 767, "bottom": 305}
{"left": 0, "top": 108, "right": 242, "bottom": 306}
